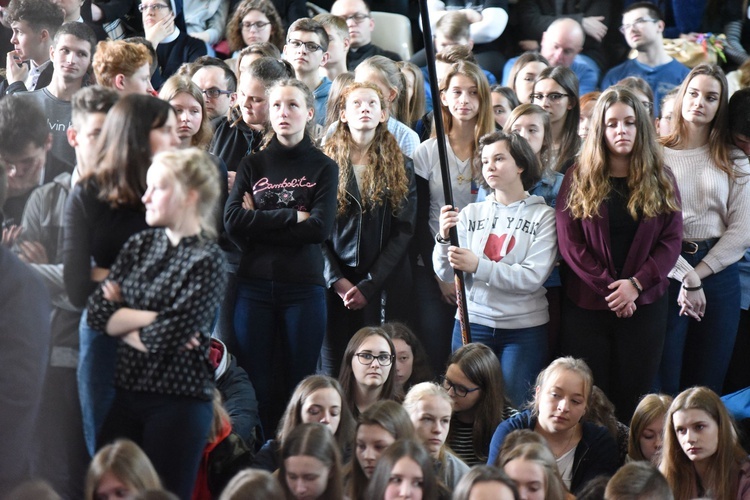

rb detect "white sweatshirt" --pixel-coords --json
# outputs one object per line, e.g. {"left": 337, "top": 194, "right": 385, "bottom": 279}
{"left": 433, "top": 194, "right": 557, "bottom": 329}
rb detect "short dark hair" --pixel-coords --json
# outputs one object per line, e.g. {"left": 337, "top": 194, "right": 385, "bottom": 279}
{"left": 477, "top": 130, "right": 542, "bottom": 191}
{"left": 622, "top": 1, "right": 663, "bottom": 22}
{"left": 189, "top": 56, "right": 237, "bottom": 92}
{"left": 6, "top": 0, "right": 64, "bottom": 37}
{"left": 71, "top": 85, "right": 119, "bottom": 129}
{"left": 287, "top": 17, "right": 329, "bottom": 52}
{"left": 54, "top": 22, "right": 97, "bottom": 59}
{"left": 0, "top": 95, "right": 48, "bottom": 155}
{"left": 729, "top": 88, "right": 750, "bottom": 137}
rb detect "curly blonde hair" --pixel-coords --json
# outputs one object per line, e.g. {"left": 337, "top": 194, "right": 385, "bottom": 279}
{"left": 565, "top": 86, "right": 680, "bottom": 219}
{"left": 325, "top": 82, "right": 410, "bottom": 217}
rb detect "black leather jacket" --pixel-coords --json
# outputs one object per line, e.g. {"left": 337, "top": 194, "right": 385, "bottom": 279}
{"left": 322, "top": 156, "right": 417, "bottom": 301}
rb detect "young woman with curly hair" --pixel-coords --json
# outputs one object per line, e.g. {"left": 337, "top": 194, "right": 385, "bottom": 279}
{"left": 556, "top": 86, "right": 682, "bottom": 422}
{"left": 320, "top": 82, "right": 416, "bottom": 375}
{"left": 226, "top": 0, "right": 285, "bottom": 55}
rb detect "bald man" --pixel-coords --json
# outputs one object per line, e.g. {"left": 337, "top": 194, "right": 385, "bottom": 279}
{"left": 501, "top": 18, "right": 598, "bottom": 94}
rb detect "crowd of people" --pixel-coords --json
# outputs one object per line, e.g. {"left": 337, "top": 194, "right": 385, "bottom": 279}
{"left": 1, "top": 0, "right": 750, "bottom": 498}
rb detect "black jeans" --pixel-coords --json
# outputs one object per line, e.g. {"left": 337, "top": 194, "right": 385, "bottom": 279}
{"left": 560, "top": 293, "right": 669, "bottom": 423}
{"left": 100, "top": 390, "right": 213, "bottom": 500}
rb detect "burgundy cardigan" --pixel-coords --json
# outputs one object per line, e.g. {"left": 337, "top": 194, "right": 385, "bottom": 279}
{"left": 555, "top": 166, "right": 683, "bottom": 310}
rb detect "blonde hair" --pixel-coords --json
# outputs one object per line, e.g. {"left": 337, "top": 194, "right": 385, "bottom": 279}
{"left": 218, "top": 469, "right": 284, "bottom": 500}
{"left": 158, "top": 74, "right": 213, "bottom": 149}
{"left": 403, "top": 382, "right": 454, "bottom": 463}
{"left": 628, "top": 393, "right": 673, "bottom": 463}
{"left": 84, "top": 440, "right": 161, "bottom": 500}
{"left": 504, "top": 103, "right": 553, "bottom": 176}
{"left": 325, "top": 82, "right": 410, "bottom": 217}
{"left": 150, "top": 148, "right": 222, "bottom": 238}
{"left": 565, "top": 86, "right": 680, "bottom": 219}
{"left": 500, "top": 442, "right": 568, "bottom": 500}
{"left": 355, "top": 55, "right": 409, "bottom": 124}
{"left": 661, "top": 386, "right": 747, "bottom": 500}
{"left": 397, "top": 61, "right": 426, "bottom": 128}
{"left": 532, "top": 357, "right": 593, "bottom": 415}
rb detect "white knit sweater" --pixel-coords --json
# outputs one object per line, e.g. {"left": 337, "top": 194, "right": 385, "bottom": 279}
{"left": 665, "top": 144, "right": 750, "bottom": 280}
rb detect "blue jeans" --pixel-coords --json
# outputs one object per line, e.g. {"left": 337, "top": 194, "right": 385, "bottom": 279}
{"left": 234, "top": 278, "right": 326, "bottom": 434}
{"left": 658, "top": 252, "right": 740, "bottom": 395}
{"left": 452, "top": 321, "right": 548, "bottom": 407}
{"left": 76, "top": 309, "right": 118, "bottom": 456}
{"left": 99, "top": 390, "right": 213, "bottom": 500}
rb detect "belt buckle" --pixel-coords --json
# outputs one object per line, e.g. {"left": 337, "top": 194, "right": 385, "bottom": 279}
{"left": 684, "top": 241, "right": 699, "bottom": 255}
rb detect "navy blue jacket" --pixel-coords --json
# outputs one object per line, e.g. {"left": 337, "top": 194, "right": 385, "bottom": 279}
{"left": 487, "top": 410, "right": 620, "bottom": 494}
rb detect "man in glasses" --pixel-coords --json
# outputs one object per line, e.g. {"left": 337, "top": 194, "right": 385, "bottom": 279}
{"left": 601, "top": 2, "right": 689, "bottom": 117}
{"left": 283, "top": 17, "right": 330, "bottom": 125}
{"left": 330, "top": 0, "right": 400, "bottom": 70}
{"left": 188, "top": 55, "right": 237, "bottom": 122}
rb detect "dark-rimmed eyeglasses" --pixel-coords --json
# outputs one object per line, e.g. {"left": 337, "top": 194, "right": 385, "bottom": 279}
{"left": 530, "top": 92, "right": 569, "bottom": 103}
{"left": 242, "top": 20, "right": 271, "bottom": 31}
{"left": 343, "top": 13, "right": 370, "bottom": 24}
{"left": 619, "top": 18, "right": 657, "bottom": 34}
{"left": 201, "top": 88, "right": 233, "bottom": 99}
{"left": 440, "top": 375, "right": 480, "bottom": 398}
{"left": 138, "top": 3, "right": 169, "bottom": 12}
{"left": 286, "top": 39, "right": 324, "bottom": 52}
{"left": 355, "top": 352, "right": 395, "bottom": 366}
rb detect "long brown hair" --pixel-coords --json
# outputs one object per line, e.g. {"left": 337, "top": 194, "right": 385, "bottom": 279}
{"left": 445, "top": 343, "right": 506, "bottom": 463}
{"left": 628, "top": 393, "right": 673, "bottom": 463}
{"left": 347, "top": 400, "right": 416, "bottom": 499}
{"left": 355, "top": 56, "right": 409, "bottom": 124}
{"left": 565, "top": 86, "right": 680, "bottom": 219}
{"left": 338, "top": 327, "right": 398, "bottom": 415}
{"left": 325, "top": 82, "right": 410, "bottom": 216}
{"left": 660, "top": 387, "right": 747, "bottom": 500}
{"left": 661, "top": 63, "right": 737, "bottom": 176}
{"left": 90, "top": 94, "right": 175, "bottom": 208}
{"left": 439, "top": 60, "right": 495, "bottom": 176}
{"left": 275, "top": 375, "right": 355, "bottom": 453}
{"left": 279, "top": 423, "right": 344, "bottom": 500}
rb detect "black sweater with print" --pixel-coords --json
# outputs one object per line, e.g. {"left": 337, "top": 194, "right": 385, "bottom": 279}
{"left": 224, "top": 134, "right": 338, "bottom": 286}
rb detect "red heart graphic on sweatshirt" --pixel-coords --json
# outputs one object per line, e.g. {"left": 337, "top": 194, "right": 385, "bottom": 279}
{"left": 484, "top": 233, "right": 515, "bottom": 262}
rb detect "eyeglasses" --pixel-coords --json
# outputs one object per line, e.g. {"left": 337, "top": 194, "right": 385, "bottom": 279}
{"left": 530, "top": 92, "right": 569, "bottom": 103}
{"left": 641, "top": 101, "right": 653, "bottom": 112}
{"left": 242, "top": 20, "right": 271, "bottom": 31}
{"left": 138, "top": 3, "right": 169, "bottom": 12}
{"left": 619, "top": 18, "right": 657, "bottom": 34}
{"left": 354, "top": 352, "right": 395, "bottom": 366}
{"left": 440, "top": 376, "right": 480, "bottom": 398}
{"left": 287, "top": 38, "right": 323, "bottom": 52}
{"left": 201, "top": 88, "right": 233, "bottom": 99}
{"left": 343, "top": 13, "right": 370, "bottom": 24}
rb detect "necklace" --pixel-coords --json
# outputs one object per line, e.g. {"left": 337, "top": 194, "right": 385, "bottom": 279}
{"left": 452, "top": 150, "right": 471, "bottom": 186}
{"left": 550, "top": 424, "right": 578, "bottom": 459}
